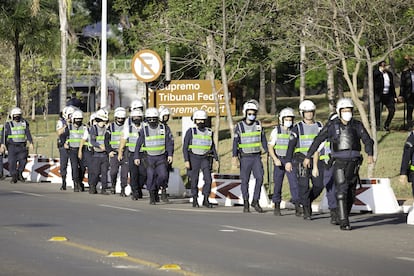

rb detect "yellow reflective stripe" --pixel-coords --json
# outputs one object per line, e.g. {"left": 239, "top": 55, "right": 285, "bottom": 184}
{"left": 320, "top": 155, "right": 329, "bottom": 160}
{"left": 145, "top": 135, "right": 164, "bottom": 140}
{"left": 240, "top": 131, "right": 261, "bottom": 137}
{"left": 238, "top": 142, "right": 261, "bottom": 149}
{"left": 274, "top": 145, "right": 288, "bottom": 150}
{"left": 410, "top": 165, "right": 414, "bottom": 171}
{"left": 299, "top": 134, "right": 317, "bottom": 139}
{"left": 142, "top": 145, "right": 165, "bottom": 151}
{"left": 276, "top": 134, "right": 290, "bottom": 138}
{"left": 189, "top": 145, "right": 210, "bottom": 150}
{"left": 294, "top": 147, "right": 309, "bottom": 153}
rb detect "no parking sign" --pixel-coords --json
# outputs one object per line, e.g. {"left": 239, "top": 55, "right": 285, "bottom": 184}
{"left": 131, "top": 49, "right": 163, "bottom": 82}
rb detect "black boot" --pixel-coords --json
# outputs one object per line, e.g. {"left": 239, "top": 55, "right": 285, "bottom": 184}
{"left": 154, "top": 190, "right": 160, "bottom": 202}
{"left": 161, "top": 188, "right": 169, "bottom": 202}
{"left": 202, "top": 196, "right": 213, "bottom": 208}
{"left": 17, "top": 172, "right": 25, "bottom": 182}
{"left": 10, "top": 174, "right": 17, "bottom": 184}
{"left": 243, "top": 198, "right": 250, "bottom": 213}
{"left": 330, "top": 208, "right": 339, "bottom": 225}
{"left": 120, "top": 187, "right": 127, "bottom": 197}
{"left": 137, "top": 188, "right": 143, "bottom": 199}
{"left": 295, "top": 203, "right": 303, "bottom": 217}
{"left": 192, "top": 196, "right": 199, "bottom": 208}
{"left": 74, "top": 181, "right": 80, "bottom": 192}
{"left": 101, "top": 188, "right": 109, "bottom": 195}
{"left": 303, "top": 205, "right": 312, "bottom": 220}
{"left": 0, "top": 172, "right": 4, "bottom": 180}
{"left": 251, "top": 200, "right": 264, "bottom": 213}
{"left": 337, "top": 195, "right": 351, "bottom": 230}
{"left": 80, "top": 182, "right": 85, "bottom": 192}
{"left": 60, "top": 178, "right": 67, "bottom": 190}
{"left": 273, "top": 203, "right": 281, "bottom": 216}
{"left": 111, "top": 180, "right": 116, "bottom": 194}
{"left": 149, "top": 190, "right": 156, "bottom": 205}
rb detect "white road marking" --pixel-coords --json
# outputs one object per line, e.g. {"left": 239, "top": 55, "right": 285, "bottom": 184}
{"left": 221, "top": 225, "right": 277, "bottom": 236}
{"left": 219, "top": 229, "right": 237, "bottom": 232}
{"left": 162, "top": 207, "right": 241, "bottom": 213}
{"left": 99, "top": 204, "right": 141, "bottom": 212}
{"left": 396, "top": 256, "right": 414, "bottom": 262}
{"left": 12, "top": 191, "right": 44, "bottom": 197}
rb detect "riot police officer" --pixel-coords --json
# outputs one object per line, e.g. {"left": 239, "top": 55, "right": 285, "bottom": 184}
{"left": 285, "top": 100, "right": 324, "bottom": 220}
{"left": 268, "top": 107, "right": 300, "bottom": 216}
{"left": 399, "top": 130, "right": 414, "bottom": 198}
{"left": 0, "top": 111, "right": 5, "bottom": 180}
{"left": 304, "top": 98, "right": 374, "bottom": 230}
{"left": 158, "top": 106, "right": 173, "bottom": 202}
{"left": 105, "top": 107, "right": 128, "bottom": 196}
{"left": 134, "top": 108, "right": 174, "bottom": 205}
{"left": 232, "top": 100, "right": 268, "bottom": 213}
{"left": 56, "top": 106, "right": 76, "bottom": 190}
{"left": 183, "top": 110, "right": 219, "bottom": 208}
{"left": 4, "top": 107, "right": 34, "bottom": 183}
{"left": 88, "top": 109, "right": 110, "bottom": 195}
{"left": 118, "top": 109, "right": 146, "bottom": 200}
{"left": 63, "top": 110, "right": 87, "bottom": 192}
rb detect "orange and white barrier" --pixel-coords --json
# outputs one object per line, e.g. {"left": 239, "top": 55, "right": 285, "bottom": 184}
{"left": 319, "top": 178, "right": 401, "bottom": 214}
{"left": 194, "top": 173, "right": 270, "bottom": 207}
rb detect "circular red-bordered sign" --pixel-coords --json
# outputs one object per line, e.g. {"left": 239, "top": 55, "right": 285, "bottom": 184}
{"left": 131, "top": 49, "right": 163, "bottom": 82}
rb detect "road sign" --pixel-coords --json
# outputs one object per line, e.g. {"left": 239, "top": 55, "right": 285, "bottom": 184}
{"left": 131, "top": 49, "right": 163, "bottom": 82}
{"left": 148, "top": 80, "right": 236, "bottom": 117}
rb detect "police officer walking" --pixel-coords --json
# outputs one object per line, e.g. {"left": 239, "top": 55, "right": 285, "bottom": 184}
{"left": 134, "top": 108, "right": 174, "bottom": 205}
{"left": 268, "top": 107, "right": 300, "bottom": 216}
{"left": 232, "top": 100, "right": 268, "bottom": 213}
{"left": 63, "top": 110, "right": 87, "bottom": 192}
{"left": 88, "top": 109, "right": 110, "bottom": 195}
{"left": 183, "top": 110, "right": 219, "bottom": 208}
{"left": 118, "top": 109, "right": 146, "bottom": 200}
{"left": 56, "top": 106, "right": 76, "bottom": 190}
{"left": 399, "top": 129, "right": 414, "bottom": 198}
{"left": 4, "top": 107, "right": 34, "bottom": 183}
{"left": 285, "top": 100, "right": 324, "bottom": 220}
{"left": 304, "top": 98, "right": 374, "bottom": 230}
{"left": 0, "top": 111, "right": 5, "bottom": 180}
{"left": 158, "top": 107, "right": 173, "bottom": 202}
{"left": 105, "top": 107, "right": 128, "bottom": 196}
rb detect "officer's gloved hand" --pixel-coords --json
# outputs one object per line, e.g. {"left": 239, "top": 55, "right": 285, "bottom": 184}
{"left": 109, "top": 151, "right": 116, "bottom": 158}
{"left": 167, "top": 156, "right": 173, "bottom": 164}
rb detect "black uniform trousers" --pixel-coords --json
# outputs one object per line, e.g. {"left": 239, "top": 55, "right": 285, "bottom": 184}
{"left": 7, "top": 143, "right": 28, "bottom": 177}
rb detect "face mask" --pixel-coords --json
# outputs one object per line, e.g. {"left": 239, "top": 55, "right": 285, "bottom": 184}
{"left": 283, "top": 121, "right": 293, "bottom": 128}
{"left": 148, "top": 119, "right": 158, "bottom": 128}
{"left": 97, "top": 121, "right": 106, "bottom": 128}
{"left": 247, "top": 114, "right": 256, "bottom": 121}
{"left": 13, "top": 115, "right": 22, "bottom": 121}
{"left": 341, "top": 112, "right": 353, "bottom": 122}
{"left": 116, "top": 118, "right": 125, "bottom": 126}
{"left": 132, "top": 118, "right": 142, "bottom": 125}
{"left": 197, "top": 122, "right": 206, "bottom": 129}
{"left": 74, "top": 119, "right": 82, "bottom": 126}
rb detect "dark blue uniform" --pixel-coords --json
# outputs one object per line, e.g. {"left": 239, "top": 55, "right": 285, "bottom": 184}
{"left": 232, "top": 120, "right": 268, "bottom": 212}
{"left": 183, "top": 126, "right": 218, "bottom": 206}
{"left": 56, "top": 117, "right": 69, "bottom": 190}
{"left": 306, "top": 117, "right": 374, "bottom": 230}
{"left": 134, "top": 123, "right": 174, "bottom": 204}
{"left": 4, "top": 119, "right": 33, "bottom": 183}
{"left": 399, "top": 131, "right": 414, "bottom": 197}
{"left": 89, "top": 124, "right": 110, "bottom": 194}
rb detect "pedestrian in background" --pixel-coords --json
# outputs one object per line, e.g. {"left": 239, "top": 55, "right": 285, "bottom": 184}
{"left": 373, "top": 60, "right": 396, "bottom": 131}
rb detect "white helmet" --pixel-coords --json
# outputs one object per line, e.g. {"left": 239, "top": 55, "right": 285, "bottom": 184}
{"left": 72, "top": 110, "right": 83, "bottom": 120}
{"left": 96, "top": 109, "right": 109, "bottom": 121}
{"left": 63, "top": 105, "right": 76, "bottom": 120}
{"left": 158, "top": 107, "right": 171, "bottom": 120}
{"left": 114, "top": 107, "right": 126, "bottom": 118}
{"left": 242, "top": 100, "right": 259, "bottom": 117}
{"left": 336, "top": 98, "right": 354, "bottom": 115}
{"left": 279, "top": 107, "right": 295, "bottom": 124}
{"left": 10, "top": 107, "right": 22, "bottom": 116}
{"left": 299, "top": 100, "right": 316, "bottom": 116}
{"left": 145, "top": 107, "right": 159, "bottom": 118}
{"left": 89, "top": 112, "right": 97, "bottom": 123}
{"left": 193, "top": 109, "right": 208, "bottom": 121}
{"left": 130, "top": 109, "right": 144, "bottom": 117}
{"left": 131, "top": 99, "right": 145, "bottom": 111}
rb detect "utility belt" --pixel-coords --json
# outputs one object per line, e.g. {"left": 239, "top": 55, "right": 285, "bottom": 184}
{"left": 239, "top": 152, "right": 261, "bottom": 158}
{"left": 189, "top": 152, "right": 212, "bottom": 159}
{"left": 8, "top": 142, "right": 26, "bottom": 147}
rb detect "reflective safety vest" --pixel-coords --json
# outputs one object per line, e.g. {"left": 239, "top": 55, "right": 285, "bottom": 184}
{"left": 189, "top": 127, "right": 213, "bottom": 155}
{"left": 273, "top": 125, "right": 290, "bottom": 157}
{"left": 92, "top": 125, "right": 106, "bottom": 153}
{"left": 0, "top": 123, "right": 4, "bottom": 142}
{"left": 294, "top": 121, "right": 323, "bottom": 156}
{"left": 142, "top": 124, "right": 166, "bottom": 156}
{"left": 67, "top": 124, "right": 85, "bottom": 148}
{"left": 109, "top": 123, "right": 123, "bottom": 150}
{"left": 7, "top": 121, "right": 27, "bottom": 143}
{"left": 319, "top": 141, "right": 331, "bottom": 163}
{"left": 237, "top": 121, "right": 262, "bottom": 154}
{"left": 126, "top": 122, "right": 141, "bottom": 152}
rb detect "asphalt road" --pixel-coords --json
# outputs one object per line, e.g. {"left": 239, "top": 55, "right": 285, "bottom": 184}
{"left": 0, "top": 179, "right": 413, "bottom": 276}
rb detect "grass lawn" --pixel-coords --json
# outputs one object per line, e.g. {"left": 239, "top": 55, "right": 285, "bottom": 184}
{"left": 28, "top": 94, "right": 413, "bottom": 200}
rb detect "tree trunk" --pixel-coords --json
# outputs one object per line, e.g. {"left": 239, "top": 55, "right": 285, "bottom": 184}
{"left": 336, "top": 66, "right": 344, "bottom": 98}
{"left": 259, "top": 64, "right": 267, "bottom": 115}
{"left": 59, "top": 0, "right": 68, "bottom": 111}
{"left": 270, "top": 63, "right": 277, "bottom": 115}
{"left": 300, "top": 40, "right": 306, "bottom": 102}
{"left": 14, "top": 27, "right": 21, "bottom": 108}
{"left": 326, "top": 62, "right": 335, "bottom": 114}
